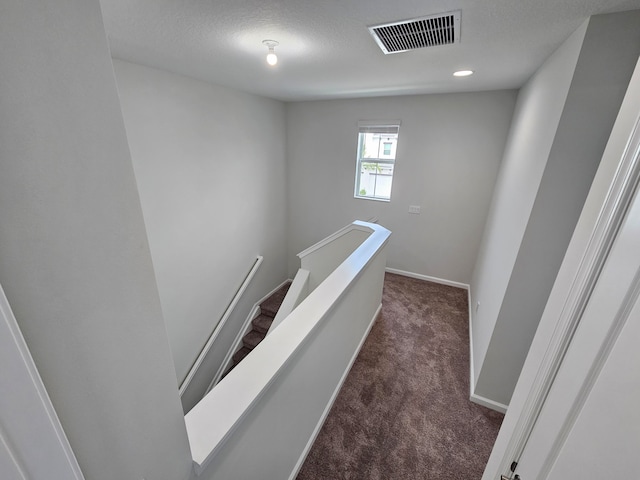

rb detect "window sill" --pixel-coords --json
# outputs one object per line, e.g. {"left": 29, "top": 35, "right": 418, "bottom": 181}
{"left": 354, "top": 195, "right": 390, "bottom": 203}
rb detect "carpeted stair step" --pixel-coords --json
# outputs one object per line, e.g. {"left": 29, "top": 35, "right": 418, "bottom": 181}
{"left": 252, "top": 313, "right": 275, "bottom": 334}
{"left": 232, "top": 346, "right": 252, "bottom": 365}
{"left": 259, "top": 282, "right": 291, "bottom": 317}
{"left": 223, "top": 281, "right": 293, "bottom": 380}
{"left": 243, "top": 330, "right": 265, "bottom": 349}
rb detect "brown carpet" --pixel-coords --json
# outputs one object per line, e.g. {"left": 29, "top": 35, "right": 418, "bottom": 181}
{"left": 296, "top": 272, "right": 503, "bottom": 480}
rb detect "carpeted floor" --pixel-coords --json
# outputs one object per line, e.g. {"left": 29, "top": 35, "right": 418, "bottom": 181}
{"left": 296, "top": 272, "right": 503, "bottom": 480}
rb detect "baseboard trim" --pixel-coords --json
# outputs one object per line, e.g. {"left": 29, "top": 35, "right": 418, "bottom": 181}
{"left": 288, "top": 303, "right": 383, "bottom": 480}
{"left": 468, "top": 288, "right": 476, "bottom": 403}
{"left": 467, "top": 296, "right": 508, "bottom": 414}
{"left": 470, "top": 392, "right": 508, "bottom": 414}
{"left": 385, "top": 268, "right": 469, "bottom": 290}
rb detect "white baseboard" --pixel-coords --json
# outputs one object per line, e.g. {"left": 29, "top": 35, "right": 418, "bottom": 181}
{"left": 467, "top": 296, "right": 508, "bottom": 414}
{"left": 468, "top": 288, "right": 475, "bottom": 400}
{"left": 206, "top": 278, "right": 293, "bottom": 394}
{"left": 470, "top": 392, "right": 508, "bottom": 414}
{"left": 385, "top": 268, "right": 470, "bottom": 290}
{"left": 288, "top": 303, "right": 383, "bottom": 480}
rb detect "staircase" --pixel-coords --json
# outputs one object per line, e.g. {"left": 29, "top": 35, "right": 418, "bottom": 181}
{"left": 225, "top": 281, "right": 291, "bottom": 376}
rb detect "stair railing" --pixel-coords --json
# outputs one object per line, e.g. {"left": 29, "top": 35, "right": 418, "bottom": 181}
{"left": 203, "top": 278, "right": 292, "bottom": 396}
{"left": 184, "top": 221, "right": 391, "bottom": 478}
{"left": 179, "top": 255, "right": 263, "bottom": 397}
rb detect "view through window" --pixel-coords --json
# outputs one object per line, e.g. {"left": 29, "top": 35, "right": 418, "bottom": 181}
{"left": 354, "top": 123, "right": 399, "bottom": 201}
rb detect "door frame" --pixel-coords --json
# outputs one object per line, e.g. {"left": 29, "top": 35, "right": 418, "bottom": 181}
{"left": 483, "top": 57, "right": 640, "bottom": 480}
{"left": 0, "top": 285, "right": 85, "bottom": 479}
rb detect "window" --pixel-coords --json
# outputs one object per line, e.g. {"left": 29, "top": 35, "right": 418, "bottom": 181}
{"left": 354, "top": 123, "right": 400, "bottom": 201}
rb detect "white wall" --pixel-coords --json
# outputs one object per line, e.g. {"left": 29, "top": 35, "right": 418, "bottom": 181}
{"left": 286, "top": 92, "right": 517, "bottom": 284}
{"left": 483, "top": 54, "right": 640, "bottom": 480}
{"left": 0, "top": 2, "right": 192, "bottom": 480}
{"left": 113, "top": 60, "right": 289, "bottom": 399}
{"left": 471, "top": 11, "right": 640, "bottom": 407}
{"left": 469, "top": 22, "right": 587, "bottom": 396}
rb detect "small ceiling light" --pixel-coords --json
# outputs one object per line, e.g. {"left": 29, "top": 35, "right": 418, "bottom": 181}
{"left": 262, "top": 40, "right": 279, "bottom": 66}
{"left": 453, "top": 70, "right": 474, "bottom": 77}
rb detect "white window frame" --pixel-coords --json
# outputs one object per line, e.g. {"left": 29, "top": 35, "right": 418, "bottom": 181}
{"left": 354, "top": 121, "right": 401, "bottom": 202}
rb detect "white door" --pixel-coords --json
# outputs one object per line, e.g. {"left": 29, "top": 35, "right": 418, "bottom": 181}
{"left": 512, "top": 174, "right": 640, "bottom": 479}
{"left": 542, "top": 289, "right": 640, "bottom": 479}
{"left": 0, "top": 286, "right": 85, "bottom": 479}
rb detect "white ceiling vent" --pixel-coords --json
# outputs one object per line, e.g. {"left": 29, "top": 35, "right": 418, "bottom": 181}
{"left": 369, "top": 11, "right": 461, "bottom": 54}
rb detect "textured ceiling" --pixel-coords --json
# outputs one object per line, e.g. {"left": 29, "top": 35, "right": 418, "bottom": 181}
{"left": 100, "top": 0, "right": 640, "bottom": 101}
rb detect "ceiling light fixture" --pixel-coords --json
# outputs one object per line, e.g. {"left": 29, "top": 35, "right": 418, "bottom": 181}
{"left": 262, "top": 40, "right": 279, "bottom": 66}
{"left": 453, "top": 70, "right": 474, "bottom": 77}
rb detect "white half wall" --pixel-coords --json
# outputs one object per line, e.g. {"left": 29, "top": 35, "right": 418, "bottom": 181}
{"left": 185, "top": 223, "right": 390, "bottom": 480}
{"left": 0, "top": 3, "right": 192, "bottom": 480}
{"left": 113, "top": 60, "right": 289, "bottom": 396}
{"left": 286, "top": 91, "right": 517, "bottom": 285}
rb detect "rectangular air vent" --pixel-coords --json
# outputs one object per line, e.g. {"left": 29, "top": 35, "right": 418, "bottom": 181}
{"left": 369, "top": 11, "right": 461, "bottom": 54}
